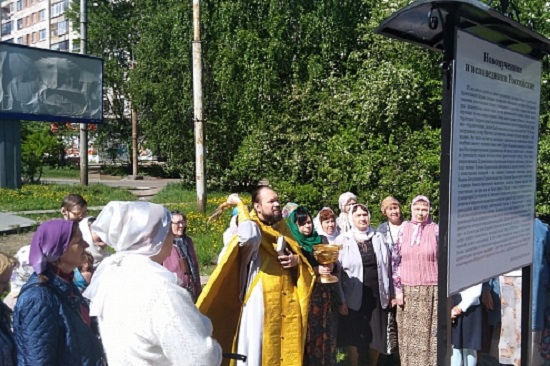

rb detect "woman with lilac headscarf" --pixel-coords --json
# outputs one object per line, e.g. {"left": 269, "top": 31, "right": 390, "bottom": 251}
{"left": 13, "top": 220, "right": 104, "bottom": 366}
{"left": 84, "top": 201, "right": 222, "bottom": 366}
{"left": 392, "top": 195, "right": 439, "bottom": 366}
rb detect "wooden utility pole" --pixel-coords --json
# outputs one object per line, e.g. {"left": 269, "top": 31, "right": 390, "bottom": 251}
{"left": 79, "top": 0, "right": 88, "bottom": 186}
{"left": 192, "top": 0, "right": 206, "bottom": 212}
{"left": 131, "top": 103, "right": 138, "bottom": 177}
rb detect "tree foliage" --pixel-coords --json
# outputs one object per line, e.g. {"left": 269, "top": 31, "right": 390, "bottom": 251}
{"left": 21, "top": 123, "right": 64, "bottom": 183}
{"left": 85, "top": 0, "right": 550, "bottom": 220}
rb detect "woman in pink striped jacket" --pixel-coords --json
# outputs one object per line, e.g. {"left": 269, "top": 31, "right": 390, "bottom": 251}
{"left": 392, "top": 195, "right": 439, "bottom": 366}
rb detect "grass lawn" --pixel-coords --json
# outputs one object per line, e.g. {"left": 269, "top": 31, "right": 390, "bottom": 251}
{"left": 0, "top": 183, "right": 136, "bottom": 212}
{"left": 151, "top": 183, "right": 252, "bottom": 274}
{"left": 1, "top": 182, "right": 251, "bottom": 276}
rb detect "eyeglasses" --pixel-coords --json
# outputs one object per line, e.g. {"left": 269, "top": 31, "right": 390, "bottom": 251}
{"left": 68, "top": 208, "right": 88, "bottom": 219}
{"left": 172, "top": 221, "right": 186, "bottom": 226}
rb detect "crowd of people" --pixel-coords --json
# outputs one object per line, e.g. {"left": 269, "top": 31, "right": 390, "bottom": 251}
{"left": 0, "top": 188, "right": 548, "bottom": 366}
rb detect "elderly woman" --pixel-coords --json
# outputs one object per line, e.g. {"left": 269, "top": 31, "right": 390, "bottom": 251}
{"left": 13, "top": 220, "right": 104, "bottom": 366}
{"left": 0, "top": 251, "right": 17, "bottom": 366}
{"left": 84, "top": 201, "right": 222, "bottom": 366}
{"left": 376, "top": 196, "right": 404, "bottom": 355}
{"left": 313, "top": 207, "right": 340, "bottom": 243}
{"left": 336, "top": 192, "right": 357, "bottom": 233}
{"left": 392, "top": 195, "right": 439, "bottom": 366}
{"left": 335, "top": 204, "right": 393, "bottom": 366}
{"left": 377, "top": 196, "right": 405, "bottom": 252}
{"left": 288, "top": 206, "right": 339, "bottom": 366}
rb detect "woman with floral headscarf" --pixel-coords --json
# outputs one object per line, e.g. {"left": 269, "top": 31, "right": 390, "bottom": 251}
{"left": 84, "top": 201, "right": 222, "bottom": 366}
{"left": 288, "top": 206, "right": 339, "bottom": 366}
{"left": 13, "top": 220, "right": 104, "bottom": 366}
{"left": 392, "top": 195, "right": 439, "bottom": 366}
{"left": 336, "top": 192, "right": 358, "bottom": 233}
{"left": 335, "top": 204, "right": 393, "bottom": 366}
{"left": 0, "top": 251, "right": 17, "bottom": 366}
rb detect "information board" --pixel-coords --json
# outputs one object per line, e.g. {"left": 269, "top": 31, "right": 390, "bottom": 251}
{"left": 448, "top": 30, "right": 541, "bottom": 294}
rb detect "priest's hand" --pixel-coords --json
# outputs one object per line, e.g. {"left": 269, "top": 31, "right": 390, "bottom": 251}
{"left": 278, "top": 249, "right": 298, "bottom": 269}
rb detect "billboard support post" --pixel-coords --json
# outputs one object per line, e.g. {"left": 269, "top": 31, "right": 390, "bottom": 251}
{"left": 376, "top": 1, "right": 550, "bottom": 364}
{"left": 0, "top": 120, "right": 21, "bottom": 189}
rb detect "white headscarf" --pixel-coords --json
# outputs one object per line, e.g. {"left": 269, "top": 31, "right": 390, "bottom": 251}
{"left": 84, "top": 201, "right": 172, "bottom": 317}
{"left": 346, "top": 203, "right": 375, "bottom": 242}
{"left": 79, "top": 216, "right": 110, "bottom": 268}
{"left": 337, "top": 192, "right": 358, "bottom": 233}
{"left": 313, "top": 207, "right": 340, "bottom": 242}
{"left": 91, "top": 201, "right": 171, "bottom": 255}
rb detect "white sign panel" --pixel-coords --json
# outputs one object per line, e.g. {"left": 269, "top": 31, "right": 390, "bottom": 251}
{"left": 448, "top": 30, "right": 540, "bottom": 295}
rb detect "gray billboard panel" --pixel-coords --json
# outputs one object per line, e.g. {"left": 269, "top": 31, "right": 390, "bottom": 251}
{"left": 0, "top": 42, "right": 103, "bottom": 123}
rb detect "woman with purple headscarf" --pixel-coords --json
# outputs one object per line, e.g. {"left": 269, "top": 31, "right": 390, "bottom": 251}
{"left": 12, "top": 220, "right": 104, "bottom": 366}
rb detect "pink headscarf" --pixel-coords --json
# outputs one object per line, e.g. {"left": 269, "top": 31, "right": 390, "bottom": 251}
{"left": 409, "top": 195, "right": 432, "bottom": 246}
{"left": 29, "top": 220, "right": 75, "bottom": 274}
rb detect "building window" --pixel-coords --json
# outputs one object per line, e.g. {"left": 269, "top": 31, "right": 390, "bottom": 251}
{"left": 1, "top": 21, "right": 12, "bottom": 35}
{"left": 17, "top": 18, "right": 22, "bottom": 30}
{"left": 39, "top": 28, "right": 46, "bottom": 40}
{"left": 1, "top": 3, "right": 13, "bottom": 21}
{"left": 39, "top": 9, "right": 45, "bottom": 21}
{"left": 58, "top": 20, "right": 67, "bottom": 35}
{"left": 16, "top": 0, "right": 22, "bottom": 11}
{"left": 16, "top": 37, "right": 22, "bottom": 44}
{"left": 31, "top": 32, "right": 36, "bottom": 43}
{"left": 52, "top": 20, "right": 67, "bottom": 36}
{"left": 51, "top": 0, "right": 67, "bottom": 18}
{"left": 51, "top": 40, "right": 69, "bottom": 51}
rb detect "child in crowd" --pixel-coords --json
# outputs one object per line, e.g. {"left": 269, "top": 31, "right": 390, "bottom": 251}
{"left": 60, "top": 194, "right": 88, "bottom": 222}
{"left": 74, "top": 252, "right": 94, "bottom": 293}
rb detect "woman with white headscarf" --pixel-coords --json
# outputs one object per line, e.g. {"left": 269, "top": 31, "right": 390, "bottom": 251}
{"left": 84, "top": 201, "right": 222, "bottom": 366}
{"left": 334, "top": 204, "right": 393, "bottom": 366}
{"left": 313, "top": 207, "right": 340, "bottom": 242}
{"left": 336, "top": 192, "right": 357, "bottom": 233}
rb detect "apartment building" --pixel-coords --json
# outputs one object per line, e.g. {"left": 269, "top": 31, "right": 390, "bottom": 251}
{"left": 0, "top": 0, "right": 79, "bottom": 52}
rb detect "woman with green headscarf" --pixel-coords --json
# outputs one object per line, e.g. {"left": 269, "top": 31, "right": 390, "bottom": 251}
{"left": 288, "top": 206, "right": 341, "bottom": 366}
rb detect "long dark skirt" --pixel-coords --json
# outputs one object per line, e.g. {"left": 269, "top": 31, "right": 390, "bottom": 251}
{"left": 303, "top": 282, "right": 336, "bottom": 366}
{"left": 337, "top": 284, "right": 388, "bottom": 354}
{"left": 451, "top": 294, "right": 482, "bottom": 350}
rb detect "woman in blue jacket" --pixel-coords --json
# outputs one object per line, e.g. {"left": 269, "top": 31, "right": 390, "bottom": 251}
{"left": 13, "top": 220, "right": 104, "bottom": 366}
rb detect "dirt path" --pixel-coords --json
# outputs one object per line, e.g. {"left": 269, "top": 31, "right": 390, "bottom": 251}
{"left": 0, "top": 231, "right": 34, "bottom": 255}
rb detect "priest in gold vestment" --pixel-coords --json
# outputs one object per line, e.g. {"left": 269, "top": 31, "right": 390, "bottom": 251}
{"left": 198, "top": 187, "right": 315, "bottom": 366}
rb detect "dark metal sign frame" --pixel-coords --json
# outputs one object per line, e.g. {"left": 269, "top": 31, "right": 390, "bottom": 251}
{"left": 376, "top": 1, "right": 550, "bottom": 365}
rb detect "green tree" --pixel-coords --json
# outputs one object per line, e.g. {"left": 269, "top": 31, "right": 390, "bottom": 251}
{"left": 21, "top": 123, "right": 64, "bottom": 183}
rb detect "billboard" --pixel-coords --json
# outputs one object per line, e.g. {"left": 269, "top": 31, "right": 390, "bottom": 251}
{"left": 0, "top": 42, "right": 103, "bottom": 123}
{"left": 448, "top": 30, "right": 540, "bottom": 294}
